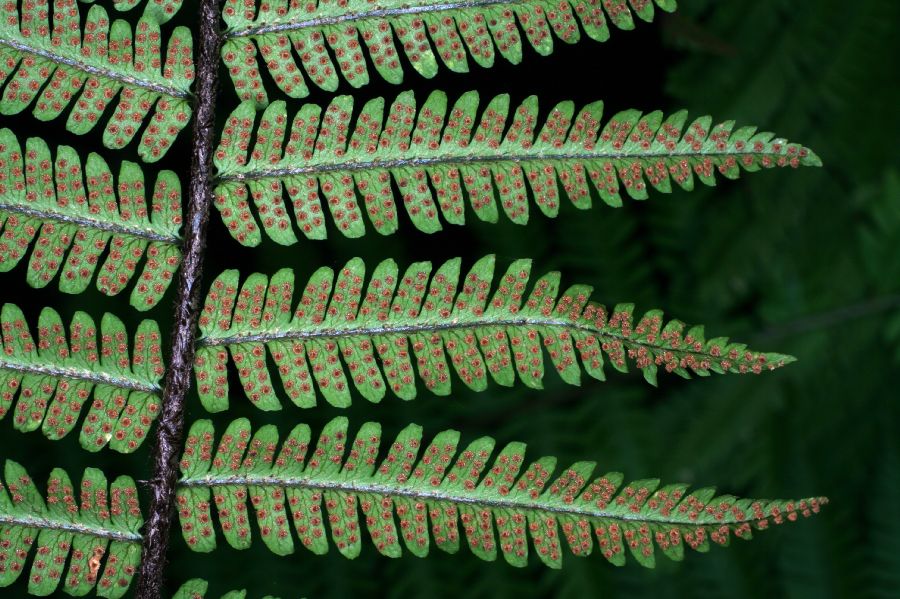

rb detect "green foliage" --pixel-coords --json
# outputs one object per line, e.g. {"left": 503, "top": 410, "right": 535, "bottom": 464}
{"left": 177, "top": 416, "right": 825, "bottom": 568}
{"left": 222, "top": 0, "right": 677, "bottom": 105}
{"left": 0, "top": 0, "right": 194, "bottom": 162}
{"left": 194, "top": 256, "right": 792, "bottom": 411}
{"left": 213, "top": 91, "right": 820, "bottom": 246}
{"left": 173, "top": 579, "right": 281, "bottom": 599}
{"left": 0, "top": 460, "right": 142, "bottom": 598}
{"left": 0, "top": 303, "right": 163, "bottom": 453}
{"left": 0, "top": 0, "right": 857, "bottom": 595}
{"left": 0, "top": 129, "right": 183, "bottom": 310}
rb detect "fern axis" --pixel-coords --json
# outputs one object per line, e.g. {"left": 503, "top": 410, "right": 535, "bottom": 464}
{"left": 135, "top": 0, "right": 224, "bottom": 594}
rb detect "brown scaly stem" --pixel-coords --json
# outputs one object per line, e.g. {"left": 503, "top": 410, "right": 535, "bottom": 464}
{"left": 134, "top": 0, "right": 223, "bottom": 595}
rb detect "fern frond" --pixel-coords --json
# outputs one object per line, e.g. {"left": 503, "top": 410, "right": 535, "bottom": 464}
{"left": 194, "top": 256, "right": 794, "bottom": 411}
{"left": 0, "top": 460, "right": 142, "bottom": 598}
{"left": 0, "top": 303, "right": 163, "bottom": 453}
{"left": 222, "top": 0, "right": 677, "bottom": 105}
{"left": 213, "top": 92, "right": 821, "bottom": 246}
{"left": 177, "top": 417, "right": 826, "bottom": 568}
{"left": 0, "top": 130, "right": 183, "bottom": 310}
{"left": 174, "top": 579, "right": 282, "bottom": 599}
{"left": 0, "top": 0, "right": 194, "bottom": 162}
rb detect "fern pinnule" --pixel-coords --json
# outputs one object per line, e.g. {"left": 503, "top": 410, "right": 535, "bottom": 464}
{"left": 0, "top": 0, "right": 194, "bottom": 162}
{"left": 177, "top": 417, "right": 826, "bottom": 568}
{"left": 194, "top": 256, "right": 794, "bottom": 412}
{"left": 222, "top": 0, "right": 677, "bottom": 105}
{"left": 0, "top": 460, "right": 142, "bottom": 598}
{"left": 214, "top": 91, "right": 821, "bottom": 247}
{"left": 0, "top": 304, "right": 163, "bottom": 453}
{"left": 174, "top": 579, "right": 282, "bottom": 599}
{"left": 0, "top": 130, "right": 183, "bottom": 310}
{"left": 100, "top": 0, "right": 185, "bottom": 23}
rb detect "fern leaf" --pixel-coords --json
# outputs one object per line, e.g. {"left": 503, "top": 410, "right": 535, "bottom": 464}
{"left": 222, "top": 0, "right": 677, "bottom": 105}
{"left": 177, "top": 417, "right": 826, "bottom": 568}
{"left": 0, "top": 460, "right": 142, "bottom": 598}
{"left": 213, "top": 92, "right": 821, "bottom": 246}
{"left": 194, "top": 257, "right": 794, "bottom": 411}
{"left": 0, "top": 303, "right": 163, "bottom": 453}
{"left": 174, "top": 579, "right": 282, "bottom": 599}
{"left": 0, "top": 130, "right": 183, "bottom": 310}
{"left": 0, "top": 0, "right": 194, "bottom": 162}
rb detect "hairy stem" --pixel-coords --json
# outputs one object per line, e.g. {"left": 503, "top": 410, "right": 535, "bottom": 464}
{"left": 134, "top": 0, "right": 223, "bottom": 596}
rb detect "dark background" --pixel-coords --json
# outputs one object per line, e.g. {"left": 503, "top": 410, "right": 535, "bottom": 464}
{"left": 1, "top": 0, "right": 899, "bottom": 597}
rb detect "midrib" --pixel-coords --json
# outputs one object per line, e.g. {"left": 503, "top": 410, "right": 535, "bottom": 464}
{"left": 0, "top": 36, "right": 190, "bottom": 99}
{"left": 218, "top": 149, "right": 782, "bottom": 183}
{"left": 197, "top": 314, "right": 723, "bottom": 365}
{"left": 226, "top": 0, "right": 521, "bottom": 37}
{"left": 0, "top": 356, "right": 160, "bottom": 394}
{"left": 0, "top": 201, "right": 181, "bottom": 245}
{"left": 179, "top": 473, "right": 756, "bottom": 527}
{"left": 0, "top": 512, "right": 142, "bottom": 542}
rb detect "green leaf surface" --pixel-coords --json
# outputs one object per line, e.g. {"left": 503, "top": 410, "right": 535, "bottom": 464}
{"left": 194, "top": 256, "right": 794, "bottom": 411}
{"left": 177, "top": 417, "right": 826, "bottom": 568}
{"left": 0, "top": 303, "right": 163, "bottom": 452}
{"left": 213, "top": 92, "right": 820, "bottom": 247}
{"left": 0, "top": 129, "right": 184, "bottom": 310}
{"left": 78, "top": 0, "right": 185, "bottom": 23}
{"left": 0, "top": 0, "right": 194, "bottom": 161}
{"left": 0, "top": 461, "right": 142, "bottom": 598}
{"left": 221, "top": 0, "right": 677, "bottom": 105}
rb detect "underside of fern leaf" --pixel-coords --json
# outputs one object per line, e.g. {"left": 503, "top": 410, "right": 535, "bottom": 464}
{"left": 0, "top": 460, "right": 142, "bottom": 598}
{"left": 194, "top": 256, "right": 794, "bottom": 411}
{"left": 177, "top": 417, "right": 826, "bottom": 568}
{"left": 0, "top": 304, "right": 163, "bottom": 453}
{"left": 213, "top": 91, "right": 820, "bottom": 246}
{"left": 222, "top": 0, "right": 677, "bottom": 105}
{"left": 0, "top": 129, "right": 183, "bottom": 310}
{"left": 0, "top": 0, "right": 194, "bottom": 162}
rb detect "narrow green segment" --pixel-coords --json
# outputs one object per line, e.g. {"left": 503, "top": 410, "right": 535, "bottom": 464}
{"left": 212, "top": 92, "right": 821, "bottom": 247}
{"left": 78, "top": 0, "right": 185, "bottom": 22}
{"left": 0, "top": 461, "right": 142, "bottom": 598}
{"left": 193, "top": 256, "right": 795, "bottom": 412}
{"left": 177, "top": 417, "right": 826, "bottom": 568}
{"left": 0, "top": 303, "right": 164, "bottom": 453}
{"left": 0, "top": 0, "right": 194, "bottom": 162}
{"left": 0, "top": 129, "right": 184, "bottom": 310}
{"left": 221, "top": 0, "right": 677, "bottom": 105}
{"left": 173, "top": 578, "right": 282, "bottom": 599}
